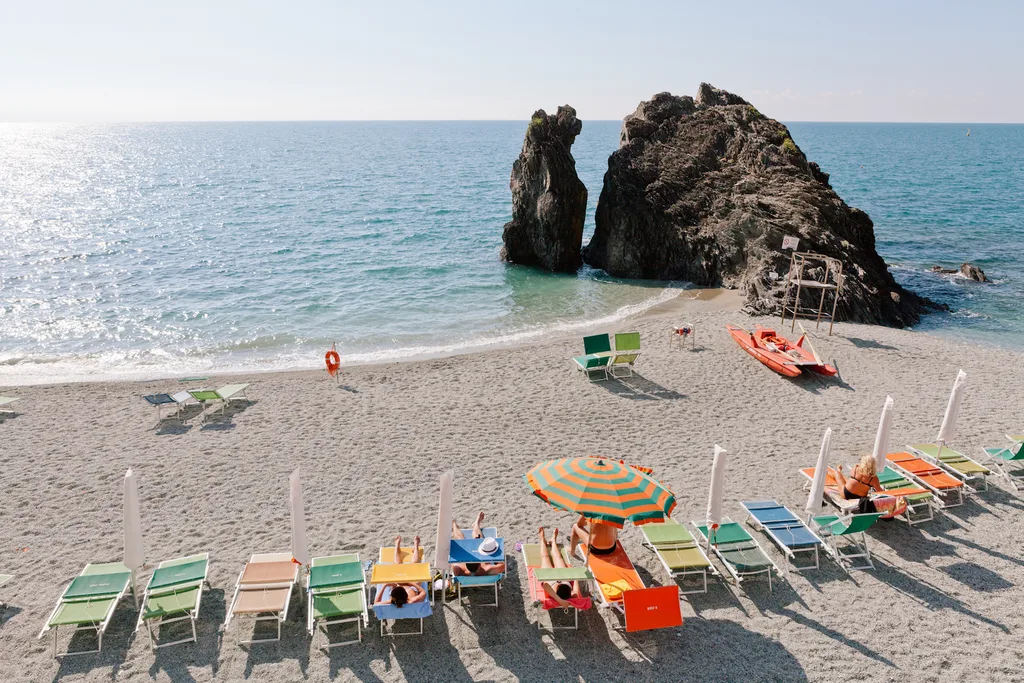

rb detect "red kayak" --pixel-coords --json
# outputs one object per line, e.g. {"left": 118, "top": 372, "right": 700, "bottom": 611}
{"left": 726, "top": 324, "right": 837, "bottom": 377}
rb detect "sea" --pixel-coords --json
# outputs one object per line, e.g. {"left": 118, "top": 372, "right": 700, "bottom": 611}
{"left": 0, "top": 121, "right": 1021, "bottom": 385}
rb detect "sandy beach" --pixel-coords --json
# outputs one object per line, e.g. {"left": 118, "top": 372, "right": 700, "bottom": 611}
{"left": 2, "top": 290, "right": 1023, "bottom": 683}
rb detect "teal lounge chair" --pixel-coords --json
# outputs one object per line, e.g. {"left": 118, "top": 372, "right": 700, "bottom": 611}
{"left": 572, "top": 334, "right": 612, "bottom": 381}
{"left": 876, "top": 466, "right": 935, "bottom": 525}
{"left": 307, "top": 554, "right": 368, "bottom": 648}
{"left": 39, "top": 562, "right": 135, "bottom": 658}
{"left": 693, "top": 519, "right": 779, "bottom": 591}
{"left": 808, "top": 513, "right": 883, "bottom": 571}
{"left": 609, "top": 332, "right": 641, "bottom": 378}
{"left": 135, "top": 553, "right": 210, "bottom": 650}
{"left": 982, "top": 442, "right": 1024, "bottom": 491}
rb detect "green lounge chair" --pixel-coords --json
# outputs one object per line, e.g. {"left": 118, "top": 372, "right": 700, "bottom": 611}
{"left": 0, "top": 396, "right": 19, "bottom": 415}
{"left": 693, "top": 519, "right": 778, "bottom": 592}
{"left": 306, "top": 554, "right": 368, "bottom": 649}
{"left": 135, "top": 553, "right": 209, "bottom": 650}
{"left": 572, "top": 334, "right": 612, "bottom": 381}
{"left": 907, "top": 443, "right": 991, "bottom": 491}
{"left": 188, "top": 383, "right": 250, "bottom": 422}
{"left": 609, "top": 332, "right": 641, "bottom": 378}
{"left": 876, "top": 466, "right": 935, "bottom": 525}
{"left": 639, "top": 519, "right": 716, "bottom": 593}
{"left": 808, "top": 513, "right": 883, "bottom": 571}
{"left": 39, "top": 562, "right": 134, "bottom": 658}
{"left": 982, "top": 442, "right": 1024, "bottom": 491}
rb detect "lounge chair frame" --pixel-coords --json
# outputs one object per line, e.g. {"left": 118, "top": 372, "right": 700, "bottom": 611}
{"left": 224, "top": 553, "right": 298, "bottom": 645}
{"left": 692, "top": 519, "right": 779, "bottom": 592}
{"left": 370, "top": 548, "right": 433, "bottom": 638}
{"left": 0, "top": 396, "right": 21, "bottom": 416}
{"left": 800, "top": 466, "right": 935, "bottom": 526}
{"left": 135, "top": 553, "right": 210, "bottom": 650}
{"left": 741, "top": 502, "right": 824, "bottom": 573}
{"left": 189, "top": 384, "right": 250, "bottom": 423}
{"left": 608, "top": 332, "right": 641, "bottom": 378}
{"left": 307, "top": 554, "right": 368, "bottom": 649}
{"left": 808, "top": 514, "right": 882, "bottom": 572}
{"left": 39, "top": 563, "right": 134, "bottom": 659}
{"left": 982, "top": 443, "right": 1024, "bottom": 492}
{"left": 639, "top": 522, "right": 717, "bottom": 594}
{"left": 520, "top": 543, "right": 591, "bottom": 631}
{"left": 447, "top": 527, "right": 503, "bottom": 608}
{"left": 372, "top": 584, "right": 430, "bottom": 637}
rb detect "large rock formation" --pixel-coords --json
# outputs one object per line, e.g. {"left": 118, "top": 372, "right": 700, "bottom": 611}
{"left": 583, "top": 85, "right": 935, "bottom": 327}
{"left": 501, "top": 106, "right": 587, "bottom": 273}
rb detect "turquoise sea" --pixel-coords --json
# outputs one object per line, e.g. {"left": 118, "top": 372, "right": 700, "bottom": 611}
{"left": 0, "top": 121, "right": 1021, "bottom": 384}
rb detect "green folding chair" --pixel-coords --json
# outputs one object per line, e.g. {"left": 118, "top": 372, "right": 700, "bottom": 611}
{"left": 572, "top": 334, "right": 612, "bottom": 381}
{"left": 693, "top": 520, "right": 778, "bottom": 592}
{"left": 908, "top": 443, "right": 991, "bottom": 491}
{"left": 639, "top": 519, "right": 716, "bottom": 594}
{"left": 610, "top": 332, "right": 642, "bottom": 378}
{"left": 306, "top": 554, "right": 368, "bottom": 649}
{"left": 135, "top": 553, "right": 209, "bottom": 650}
{"left": 39, "top": 562, "right": 134, "bottom": 658}
{"left": 982, "top": 442, "right": 1024, "bottom": 491}
{"left": 809, "top": 513, "right": 883, "bottom": 571}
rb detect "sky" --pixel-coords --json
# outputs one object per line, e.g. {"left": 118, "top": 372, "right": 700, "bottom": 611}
{"left": 2, "top": 0, "right": 1022, "bottom": 123}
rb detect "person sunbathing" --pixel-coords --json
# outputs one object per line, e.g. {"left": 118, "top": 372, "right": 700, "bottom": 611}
{"left": 538, "top": 527, "right": 582, "bottom": 608}
{"left": 451, "top": 512, "right": 506, "bottom": 576}
{"left": 834, "top": 454, "right": 881, "bottom": 512}
{"left": 569, "top": 514, "right": 618, "bottom": 560}
{"left": 374, "top": 535, "right": 427, "bottom": 608}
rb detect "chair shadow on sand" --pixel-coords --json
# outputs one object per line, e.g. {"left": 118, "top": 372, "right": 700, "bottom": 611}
{"left": 146, "top": 587, "right": 227, "bottom": 682}
{"left": 50, "top": 605, "right": 133, "bottom": 682}
{"left": 842, "top": 336, "right": 899, "bottom": 351}
{"left": 198, "top": 400, "right": 257, "bottom": 432}
{"left": 598, "top": 373, "right": 686, "bottom": 401}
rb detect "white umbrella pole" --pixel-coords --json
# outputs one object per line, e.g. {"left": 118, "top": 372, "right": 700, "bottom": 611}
{"left": 289, "top": 469, "right": 309, "bottom": 573}
{"left": 871, "top": 396, "right": 894, "bottom": 474}
{"left": 123, "top": 468, "right": 145, "bottom": 608}
{"left": 937, "top": 369, "right": 967, "bottom": 453}
{"left": 706, "top": 445, "right": 728, "bottom": 547}
{"left": 806, "top": 428, "right": 832, "bottom": 518}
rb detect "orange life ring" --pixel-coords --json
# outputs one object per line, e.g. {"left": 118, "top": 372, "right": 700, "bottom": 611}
{"left": 325, "top": 350, "right": 341, "bottom": 377}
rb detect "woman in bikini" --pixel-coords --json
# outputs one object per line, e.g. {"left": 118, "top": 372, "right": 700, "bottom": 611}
{"left": 373, "top": 535, "right": 427, "bottom": 608}
{"left": 537, "top": 527, "right": 581, "bottom": 608}
{"left": 568, "top": 514, "right": 618, "bottom": 561}
{"left": 834, "top": 454, "right": 881, "bottom": 513}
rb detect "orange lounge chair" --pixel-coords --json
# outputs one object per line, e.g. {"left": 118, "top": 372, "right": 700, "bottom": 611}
{"left": 586, "top": 544, "right": 681, "bottom": 630}
{"left": 887, "top": 452, "right": 970, "bottom": 508}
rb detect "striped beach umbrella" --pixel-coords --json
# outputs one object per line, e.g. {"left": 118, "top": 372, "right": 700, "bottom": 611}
{"left": 524, "top": 457, "right": 676, "bottom": 528}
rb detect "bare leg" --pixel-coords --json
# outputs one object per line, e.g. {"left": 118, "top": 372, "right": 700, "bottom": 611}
{"left": 569, "top": 516, "right": 590, "bottom": 557}
{"left": 451, "top": 519, "right": 466, "bottom": 540}
{"left": 550, "top": 529, "right": 568, "bottom": 569}
{"left": 834, "top": 465, "right": 848, "bottom": 491}
{"left": 412, "top": 535, "right": 423, "bottom": 563}
{"left": 394, "top": 535, "right": 404, "bottom": 564}
{"left": 538, "top": 528, "right": 553, "bottom": 569}
{"left": 472, "top": 511, "right": 485, "bottom": 539}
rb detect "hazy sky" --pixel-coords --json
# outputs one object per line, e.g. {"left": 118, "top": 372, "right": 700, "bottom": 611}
{"left": 3, "top": 1, "right": 1021, "bottom": 122}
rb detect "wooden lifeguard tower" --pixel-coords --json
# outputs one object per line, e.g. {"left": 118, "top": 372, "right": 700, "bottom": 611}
{"left": 779, "top": 251, "right": 843, "bottom": 335}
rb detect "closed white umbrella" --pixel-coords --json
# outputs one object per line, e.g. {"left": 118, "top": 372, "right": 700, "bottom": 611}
{"left": 805, "top": 428, "right": 832, "bottom": 514}
{"left": 706, "top": 445, "right": 728, "bottom": 532}
{"left": 289, "top": 469, "right": 309, "bottom": 568}
{"left": 123, "top": 468, "right": 145, "bottom": 607}
{"left": 434, "top": 470, "right": 454, "bottom": 573}
{"left": 937, "top": 369, "right": 967, "bottom": 446}
{"left": 871, "top": 396, "right": 894, "bottom": 474}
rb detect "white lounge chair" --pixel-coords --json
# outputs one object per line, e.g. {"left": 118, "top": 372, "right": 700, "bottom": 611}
{"left": 224, "top": 552, "right": 298, "bottom": 644}
{"left": 0, "top": 396, "right": 20, "bottom": 416}
{"left": 188, "top": 384, "right": 250, "bottom": 422}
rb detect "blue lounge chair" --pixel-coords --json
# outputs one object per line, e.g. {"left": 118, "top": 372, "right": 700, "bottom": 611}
{"left": 741, "top": 501, "right": 824, "bottom": 572}
{"left": 447, "top": 527, "right": 504, "bottom": 607}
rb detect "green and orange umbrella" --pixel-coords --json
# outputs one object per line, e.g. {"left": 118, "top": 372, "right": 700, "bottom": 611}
{"left": 524, "top": 457, "right": 675, "bottom": 528}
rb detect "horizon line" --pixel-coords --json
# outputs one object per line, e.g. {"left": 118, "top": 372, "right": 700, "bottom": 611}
{"left": 1, "top": 119, "right": 1018, "bottom": 126}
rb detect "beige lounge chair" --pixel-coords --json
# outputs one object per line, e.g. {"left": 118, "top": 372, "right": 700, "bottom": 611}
{"left": 224, "top": 553, "right": 299, "bottom": 644}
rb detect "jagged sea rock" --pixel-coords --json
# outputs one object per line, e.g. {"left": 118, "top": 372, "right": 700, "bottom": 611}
{"left": 500, "top": 106, "right": 587, "bottom": 273}
{"left": 931, "top": 263, "right": 990, "bottom": 282}
{"left": 583, "top": 85, "right": 937, "bottom": 327}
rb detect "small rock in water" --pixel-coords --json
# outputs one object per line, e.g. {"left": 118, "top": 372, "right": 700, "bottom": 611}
{"left": 931, "top": 263, "right": 989, "bottom": 282}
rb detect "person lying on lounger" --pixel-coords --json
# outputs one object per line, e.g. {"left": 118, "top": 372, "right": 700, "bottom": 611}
{"left": 538, "top": 527, "right": 582, "bottom": 608}
{"left": 835, "top": 454, "right": 881, "bottom": 512}
{"left": 375, "top": 535, "right": 427, "bottom": 608}
{"left": 569, "top": 514, "right": 618, "bottom": 560}
{"left": 451, "top": 512, "right": 506, "bottom": 576}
